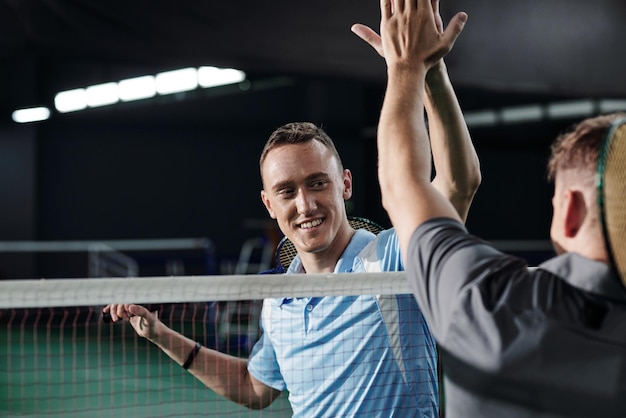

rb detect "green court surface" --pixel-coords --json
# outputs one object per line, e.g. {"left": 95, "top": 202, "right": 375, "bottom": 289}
{"left": 0, "top": 311, "right": 292, "bottom": 417}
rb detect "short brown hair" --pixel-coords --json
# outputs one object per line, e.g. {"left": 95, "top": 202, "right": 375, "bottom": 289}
{"left": 259, "top": 122, "right": 344, "bottom": 178}
{"left": 547, "top": 112, "right": 626, "bottom": 182}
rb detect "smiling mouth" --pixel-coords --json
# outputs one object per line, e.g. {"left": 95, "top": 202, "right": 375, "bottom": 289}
{"left": 299, "top": 218, "right": 323, "bottom": 229}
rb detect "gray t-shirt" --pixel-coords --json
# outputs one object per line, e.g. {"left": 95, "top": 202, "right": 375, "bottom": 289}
{"left": 407, "top": 217, "right": 626, "bottom": 417}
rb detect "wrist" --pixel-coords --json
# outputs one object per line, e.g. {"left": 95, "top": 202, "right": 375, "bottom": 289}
{"left": 425, "top": 62, "right": 452, "bottom": 97}
{"left": 387, "top": 63, "right": 428, "bottom": 86}
{"left": 426, "top": 61, "right": 446, "bottom": 81}
{"left": 182, "top": 342, "right": 202, "bottom": 370}
{"left": 147, "top": 320, "right": 172, "bottom": 347}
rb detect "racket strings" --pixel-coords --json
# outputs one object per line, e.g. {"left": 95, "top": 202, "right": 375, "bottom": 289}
{"left": 601, "top": 122, "right": 626, "bottom": 284}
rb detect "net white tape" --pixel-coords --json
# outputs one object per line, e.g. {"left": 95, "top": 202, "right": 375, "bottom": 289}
{"left": 0, "top": 272, "right": 410, "bottom": 308}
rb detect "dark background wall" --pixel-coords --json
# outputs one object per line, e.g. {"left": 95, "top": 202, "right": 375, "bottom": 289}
{"left": 0, "top": 71, "right": 569, "bottom": 280}
{"left": 2, "top": 1, "right": 623, "bottom": 279}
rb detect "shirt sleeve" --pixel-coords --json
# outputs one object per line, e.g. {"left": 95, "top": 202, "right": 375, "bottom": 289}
{"left": 406, "top": 217, "right": 526, "bottom": 343}
{"left": 376, "top": 228, "right": 404, "bottom": 272}
{"left": 353, "top": 228, "right": 404, "bottom": 273}
{"left": 247, "top": 302, "right": 287, "bottom": 391}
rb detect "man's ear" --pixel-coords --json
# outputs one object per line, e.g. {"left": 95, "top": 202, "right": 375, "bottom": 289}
{"left": 563, "top": 189, "right": 586, "bottom": 238}
{"left": 343, "top": 169, "right": 353, "bottom": 200}
{"left": 260, "top": 190, "right": 277, "bottom": 219}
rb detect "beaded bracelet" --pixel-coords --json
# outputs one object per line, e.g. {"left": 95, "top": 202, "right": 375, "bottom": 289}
{"left": 182, "top": 342, "right": 202, "bottom": 370}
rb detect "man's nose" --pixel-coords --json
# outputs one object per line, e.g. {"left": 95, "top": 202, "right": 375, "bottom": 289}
{"left": 296, "top": 189, "right": 317, "bottom": 215}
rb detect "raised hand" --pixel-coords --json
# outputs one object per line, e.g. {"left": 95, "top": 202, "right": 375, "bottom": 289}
{"left": 352, "top": 0, "right": 466, "bottom": 72}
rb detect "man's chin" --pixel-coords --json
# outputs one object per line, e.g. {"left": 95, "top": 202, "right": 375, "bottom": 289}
{"left": 297, "top": 243, "right": 327, "bottom": 254}
{"left": 293, "top": 237, "right": 329, "bottom": 255}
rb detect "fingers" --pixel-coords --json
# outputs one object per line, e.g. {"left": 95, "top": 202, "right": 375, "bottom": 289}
{"left": 381, "top": 0, "right": 392, "bottom": 19}
{"left": 351, "top": 24, "right": 384, "bottom": 57}
{"left": 441, "top": 12, "right": 468, "bottom": 51}
{"left": 431, "top": 0, "right": 443, "bottom": 32}
{"left": 104, "top": 304, "right": 125, "bottom": 322}
{"left": 361, "top": 0, "right": 466, "bottom": 69}
{"left": 104, "top": 303, "right": 145, "bottom": 322}
{"left": 427, "top": 12, "right": 467, "bottom": 65}
{"left": 431, "top": 0, "right": 440, "bottom": 14}
{"left": 128, "top": 304, "right": 152, "bottom": 318}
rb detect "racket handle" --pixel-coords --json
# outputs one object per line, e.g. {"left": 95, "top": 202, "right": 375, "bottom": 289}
{"left": 101, "top": 311, "right": 114, "bottom": 323}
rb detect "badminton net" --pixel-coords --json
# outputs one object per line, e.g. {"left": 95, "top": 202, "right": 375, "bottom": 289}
{"left": 0, "top": 271, "right": 411, "bottom": 418}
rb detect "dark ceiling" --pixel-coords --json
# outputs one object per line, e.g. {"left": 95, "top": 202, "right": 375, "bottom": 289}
{"left": 2, "top": 0, "right": 626, "bottom": 115}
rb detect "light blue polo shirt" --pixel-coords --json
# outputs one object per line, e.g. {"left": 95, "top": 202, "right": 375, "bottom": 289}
{"left": 248, "top": 228, "right": 439, "bottom": 417}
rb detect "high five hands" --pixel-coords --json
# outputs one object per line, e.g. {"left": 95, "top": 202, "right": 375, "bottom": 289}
{"left": 351, "top": 0, "right": 467, "bottom": 71}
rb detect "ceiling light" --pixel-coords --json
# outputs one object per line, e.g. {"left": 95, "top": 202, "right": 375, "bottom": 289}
{"left": 464, "top": 110, "right": 498, "bottom": 127}
{"left": 55, "top": 89, "right": 88, "bottom": 113}
{"left": 49, "top": 65, "right": 245, "bottom": 118}
{"left": 12, "top": 107, "right": 51, "bottom": 123}
{"left": 501, "top": 105, "right": 543, "bottom": 123}
{"left": 547, "top": 100, "right": 594, "bottom": 119}
{"left": 118, "top": 76, "right": 156, "bottom": 102}
{"left": 198, "top": 67, "right": 246, "bottom": 88}
{"left": 599, "top": 99, "right": 626, "bottom": 113}
{"left": 155, "top": 68, "right": 198, "bottom": 95}
{"left": 86, "top": 82, "right": 119, "bottom": 107}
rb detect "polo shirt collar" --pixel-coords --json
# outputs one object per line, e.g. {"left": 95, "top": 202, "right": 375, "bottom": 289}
{"left": 278, "top": 229, "right": 376, "bottom": 303}
{"left": 539, "top": 252, "right": 626, "bottom": 301}
{"left": 287, "top": 228, "right": 375, "bottom": 275}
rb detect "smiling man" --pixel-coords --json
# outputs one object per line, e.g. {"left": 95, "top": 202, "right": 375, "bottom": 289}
{"left": 252, "top": 122, "right": 442, "bottom": 416}
{"left": 104, "top": 12, "right": 480, "bottom": 413}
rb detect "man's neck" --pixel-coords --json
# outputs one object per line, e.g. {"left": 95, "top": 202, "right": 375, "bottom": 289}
{"left": 298, "top": 226, "right": 355, "bottom": 274}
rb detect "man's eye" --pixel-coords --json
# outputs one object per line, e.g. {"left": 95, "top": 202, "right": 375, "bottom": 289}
{"left": 311, "top": 180, "right": 328, "bottom": 189}
{"left": 278, "top": 189, "right": 295, "bottom": 197}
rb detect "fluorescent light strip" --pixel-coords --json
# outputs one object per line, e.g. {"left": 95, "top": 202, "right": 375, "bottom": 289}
{"left": 464, "top": 110, "right": 498, "bottom": 127}
{"left": 55, "top": 88, "right": 88, "bottom": 113}
{"left": 599, "top": 99, "right": 626, "bottom": 113}
{"left": 155, "top": 67, "right": 198, "bottom": 95}
{"left": 465, "top": 99, "right": 626, "bottom": 128}
{"left": 53, "top": 66, "right": 246, "bottom": 113}
{"left": 12, "top": 107, "right": 51, "bottom": 123}
{"left": 86, "top": 82, "right": 119, "bottom": 107}
{"left": 198, "top": 67, "right": 246, "bottom": 88}
{"left": 118, "top": 76, "right": 156, "bottom": 102}
{"left": 501, "top": 105, "right": 543, "bottom": 123}
{"left": 547, "top": 100, "right": 594, "bottom": 119}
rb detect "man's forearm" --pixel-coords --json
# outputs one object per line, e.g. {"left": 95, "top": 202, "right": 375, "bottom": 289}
{"left": 426, "top": 61, "right": 481, "bottom": 221}
{"left": 378, "top": 65, "right": 433, "bottom": 232}
{"left": 151, "top": 325, "right": 276, "bottom": 409}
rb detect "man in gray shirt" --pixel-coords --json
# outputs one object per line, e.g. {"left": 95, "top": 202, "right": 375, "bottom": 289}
{"left": 359, "top": 0, "right": 626, "bottom": 416}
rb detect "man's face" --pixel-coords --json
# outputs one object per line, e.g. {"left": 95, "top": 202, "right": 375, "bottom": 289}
{"left": 260, "top": 140, "right": 352, "bottom": 256}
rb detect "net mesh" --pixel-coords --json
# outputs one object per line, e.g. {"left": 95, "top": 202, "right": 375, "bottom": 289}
{"left": 598, "top": 119, "right": 626, "bottom": 285}
{"left": 0, "top": 272, "right": 413, "bottom": 418}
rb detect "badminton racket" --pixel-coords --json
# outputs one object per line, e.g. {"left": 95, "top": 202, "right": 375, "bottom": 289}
{"left": 596, "top": 116, "right": 626, "bottom": 286}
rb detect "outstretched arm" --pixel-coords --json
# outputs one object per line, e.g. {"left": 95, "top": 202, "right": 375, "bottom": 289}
{"left": 103, "top": 303, "right": 281, "bottom": 409}
{"left": 426, "top": 60, "right": 480, "bottom": 222}
{"left": 367, "top": 0, "right": 468, "bottom": 256}
{"left": 352, "top": 2, "right": 478, "bottom": 223}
